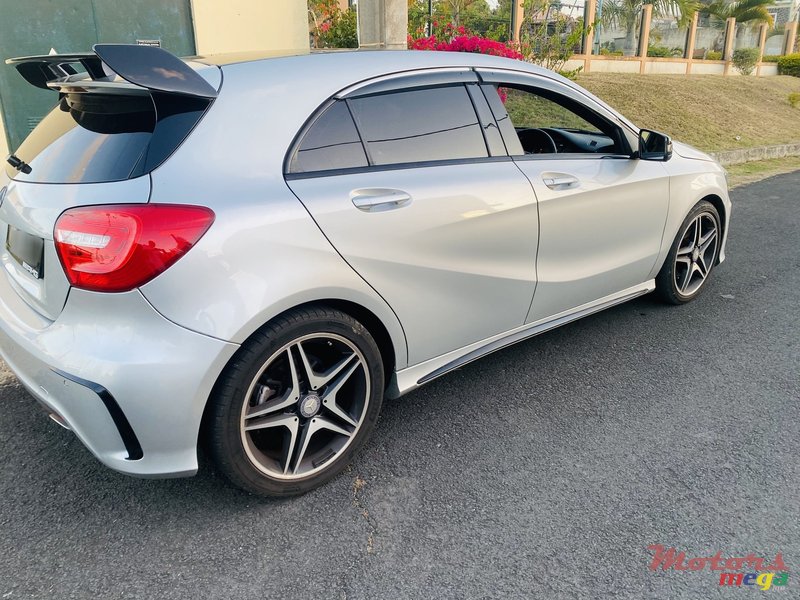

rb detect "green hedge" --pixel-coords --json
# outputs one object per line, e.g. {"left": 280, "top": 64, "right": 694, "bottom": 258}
{"left": 706, "top": 50, "right": 723, "bottom": 60}
{"left": 778, "top": 53, "right": 800, "bottom": 77}
{"left": 762, "top": 54, "right": 781, "bottom": 63}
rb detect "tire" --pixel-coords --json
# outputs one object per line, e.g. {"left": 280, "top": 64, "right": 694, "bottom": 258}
{"left": 656, "top": 200, "right": 721, "bottom": 305}
{"left": 205, "top": 306, "right": 384, "bottom": 497}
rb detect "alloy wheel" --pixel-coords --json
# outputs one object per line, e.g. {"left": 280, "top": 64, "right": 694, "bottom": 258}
{"left": 673, "top": 212, "right": 719, "bottom": 297}
{"left": 239, "top": 333, "right": 370, "bottom": 479}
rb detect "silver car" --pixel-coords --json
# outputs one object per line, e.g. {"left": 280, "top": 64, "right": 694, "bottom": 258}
{"left": 0, "top": 45, "right": 730, "bottom": 496}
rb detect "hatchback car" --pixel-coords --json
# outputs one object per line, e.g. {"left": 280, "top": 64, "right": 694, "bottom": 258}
{"left": 0, "top": 45, "right": 730, "bottom": 496}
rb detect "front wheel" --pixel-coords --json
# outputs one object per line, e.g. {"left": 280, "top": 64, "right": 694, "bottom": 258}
{"left": 205, "top": 307, "right": 384, "bottom": 497}
{"left": 656, "top": 200, "right": 721, "bottom": 304}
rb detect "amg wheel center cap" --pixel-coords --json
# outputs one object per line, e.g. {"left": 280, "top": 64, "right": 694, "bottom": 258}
{"left": 692, "top": 248, "right": 700, "bottom": 261}
{"left": 299, "top": 394, "right": 322, "bottom": 418}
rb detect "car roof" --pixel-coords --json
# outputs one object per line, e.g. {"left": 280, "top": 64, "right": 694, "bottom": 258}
{"left": 203, "top": 49, "right": 634, "bottom": 132}
{"left": 193, "top": 48, "right": 557, "bottom": 78}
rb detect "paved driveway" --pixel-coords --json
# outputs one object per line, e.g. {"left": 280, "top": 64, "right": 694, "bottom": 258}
{"left": 1, "top": 172, "right": 798, "bottom": 600}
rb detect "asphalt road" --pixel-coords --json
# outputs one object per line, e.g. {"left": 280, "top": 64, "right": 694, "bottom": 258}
{"left": 1, "top": 172, "right": 798, "bottom": 600}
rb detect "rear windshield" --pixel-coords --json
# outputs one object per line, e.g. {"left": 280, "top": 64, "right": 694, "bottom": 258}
{"left": 6, "top": 92, "right": 209, "bottom": 184}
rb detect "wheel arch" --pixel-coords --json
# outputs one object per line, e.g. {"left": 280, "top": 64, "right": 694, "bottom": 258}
{"left": 700, "top": 193, "right": 726, "bottom": 262}
{"left": 199, "top": 298, "right": 401, "bottom": 459}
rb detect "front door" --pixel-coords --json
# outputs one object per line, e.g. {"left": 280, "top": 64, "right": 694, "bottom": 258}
{"left": 479, "top": 78, "right": 670, "bottom": 322}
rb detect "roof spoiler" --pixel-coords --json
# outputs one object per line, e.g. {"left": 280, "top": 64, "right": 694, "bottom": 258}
{"left": 5, "top": 44, "right": 218, "bottom": 99}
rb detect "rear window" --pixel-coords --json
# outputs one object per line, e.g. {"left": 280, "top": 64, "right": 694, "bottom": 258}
{"left": 6, "top": 92, "right": 209, "bottom": 184}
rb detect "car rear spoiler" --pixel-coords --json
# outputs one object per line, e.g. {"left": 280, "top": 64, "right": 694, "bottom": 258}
{"left": 5, "top": 44, "right": 218, "bottom": 99}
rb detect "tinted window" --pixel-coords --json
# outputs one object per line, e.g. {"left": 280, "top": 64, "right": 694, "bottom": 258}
{"left": 348, "top": 85, "right": 488, "bottom": 166}
{"left": 290, "top": 101, "right": 368, "bottom": 173}
{"left": 7, "top": 92, "right": 208, "bottom": 184}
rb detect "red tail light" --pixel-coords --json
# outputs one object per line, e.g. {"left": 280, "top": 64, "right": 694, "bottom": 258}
{"left": 54, "top": 204, "right": 215, "bottom": 292}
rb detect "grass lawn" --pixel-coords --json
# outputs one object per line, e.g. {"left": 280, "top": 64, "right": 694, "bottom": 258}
{"left": 725, "top": 155, "right": 800, "bottom": 187}
{"left": 576, "top": 74, "right": 800, "bottom": 153}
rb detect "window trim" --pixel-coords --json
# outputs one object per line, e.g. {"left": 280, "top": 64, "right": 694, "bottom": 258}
{"left": 465, "top": 83, "right": 507, "bottom": 157}
{"left": 336, "top": 68, "right": 478, "bottom": 99}
{"left": 285, "top": 155, "right": 514, "bottom": 181}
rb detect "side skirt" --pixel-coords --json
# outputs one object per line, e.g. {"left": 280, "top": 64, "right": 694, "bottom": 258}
{"left": 387, "top": 280, "right": 655, "bottom": 398}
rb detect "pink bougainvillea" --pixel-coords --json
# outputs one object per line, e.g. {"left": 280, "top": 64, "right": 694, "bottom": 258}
{"left": 407, "top": 22, "right": 522, "bottom": 61}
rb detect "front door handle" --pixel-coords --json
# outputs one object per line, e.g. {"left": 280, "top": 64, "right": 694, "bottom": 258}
{"left": 351, "top": 189, "right": 413, "bottom": 212}
{"left": 542, "top": 173, "right": 579, "bottom": 190}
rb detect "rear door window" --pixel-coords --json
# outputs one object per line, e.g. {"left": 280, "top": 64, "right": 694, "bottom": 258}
{"left": 289, "top": 101, "right": 368, "bottom": 173}
{"left": 348, "top": 85, "right": 488, "bottom": 166}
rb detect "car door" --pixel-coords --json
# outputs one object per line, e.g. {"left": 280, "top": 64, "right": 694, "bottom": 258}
{"left": 285, "top": 72, "right": 540, "bottom": 365}
{"left": 478, "top": 71, "right": 671, "bottom": 323}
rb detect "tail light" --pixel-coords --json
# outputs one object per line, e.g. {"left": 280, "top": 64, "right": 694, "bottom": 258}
{"left": 54, "top": 204, "right": 215, "bottom": 292}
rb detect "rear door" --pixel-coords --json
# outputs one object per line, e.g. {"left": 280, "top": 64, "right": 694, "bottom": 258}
{"left": 286, "top": 73, "right": 540, "bottom": 365}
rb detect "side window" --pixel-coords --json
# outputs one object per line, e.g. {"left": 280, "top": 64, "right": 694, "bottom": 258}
{"left": 347, "top": 85, "right": 488, "bottom": 166}
{"left": 485, "top": 84, "right": 624, "bottom": 156}
{"left": 290, "top": 101, "right": 368, "bottom": 173}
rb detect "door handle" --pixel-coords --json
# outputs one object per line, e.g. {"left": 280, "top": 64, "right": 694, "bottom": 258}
{"left": 351, "top": 189, "right": 413, "bottom": 212}
{"left": 542, "top": 174, "right": 579, "bottom": 190}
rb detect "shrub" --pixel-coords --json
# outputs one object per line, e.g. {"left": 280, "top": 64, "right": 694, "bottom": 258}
{"left": 790, "top": 92, "right": 800, "bottom": 108}
{"left": 706, "top": 50, "right": 723, "bottom": 60}
{"left": 778, "top": 53, "right": 800, "bottom": 77}
{"left": 647, "top": 45, "right": 683, "bottom": 58}
{"left": 309, "top": 1, "right": 357, "bottom": 49}
{"left": 558, "top": 67, "right": 583, "bottom": 80}
{"left": 762, "top": 54, "right": 780, "bottom": 63}
{"left": 732, "top": 48, "right": 759, "bottom": 75}
{"left": 317, "top": 8, "right": 358, "bottom": 48}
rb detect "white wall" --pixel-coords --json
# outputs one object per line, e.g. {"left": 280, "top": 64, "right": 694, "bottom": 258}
{"left": 190, "top": 0, "right": 309, "bottom": 55}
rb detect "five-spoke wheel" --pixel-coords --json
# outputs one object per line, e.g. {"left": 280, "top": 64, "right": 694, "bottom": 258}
{"left": 241, "top": 334, "right": 369, "bottom": 479}
{"left": 206, "top": 307, "right": 383, "bottom": 496}
{"left": 656, "top": 200, "right": 721, "bottom": 304}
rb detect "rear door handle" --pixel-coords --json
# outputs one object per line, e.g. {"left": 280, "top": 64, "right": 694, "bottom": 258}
{"left": 351, "top": 189, "right": 413, "bottom": 212}
{"left": 542, "top": 174, "right": 579, "bottom": 190}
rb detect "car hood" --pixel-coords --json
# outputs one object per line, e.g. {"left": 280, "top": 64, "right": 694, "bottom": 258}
{"left": 673, "top": 140, "right": 716, "bottom": 163}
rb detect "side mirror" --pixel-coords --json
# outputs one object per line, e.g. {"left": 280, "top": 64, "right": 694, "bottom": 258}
{"left": 638, "top": 129, "right": 673, "bottom": 161}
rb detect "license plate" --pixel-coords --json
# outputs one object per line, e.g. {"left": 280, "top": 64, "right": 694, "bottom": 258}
{"left": 6, "top": 225, "right": 44, "bottom": 279}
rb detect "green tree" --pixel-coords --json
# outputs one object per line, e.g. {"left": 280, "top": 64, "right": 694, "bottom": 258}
{"left": 408, "top": 0, "right": 430, "bottom": 35}
{"left": 600, "top": 0, "right": 698, "bottom": 55}
{"left": 519, "top": 0, "right": 592, "bottom": 73}
{"left": 701, "top": 0, "right": 775, "bottom": 27}
{"left": 699, "top": 0, "right": 775, "bottom": 52}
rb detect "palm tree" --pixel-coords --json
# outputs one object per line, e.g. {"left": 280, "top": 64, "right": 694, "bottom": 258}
{"left": 700, "top": 0, "right": 774, "bottom": 51}
{"left": 701, "top": 0, "right": 774, "bottom": 27}
{"left": 601, "top": 0, "right": 698, "bottom": 55}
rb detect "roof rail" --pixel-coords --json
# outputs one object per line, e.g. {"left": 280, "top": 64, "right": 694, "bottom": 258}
{"left": 5, "top": 44, "right": 218, "bottom": 99}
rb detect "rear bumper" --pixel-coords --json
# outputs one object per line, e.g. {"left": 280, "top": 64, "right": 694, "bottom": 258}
{"left": 0, "top": 276, "right": 238, "bottom": 477}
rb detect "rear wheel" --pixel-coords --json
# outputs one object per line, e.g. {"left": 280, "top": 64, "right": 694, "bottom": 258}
{"left": 656, "top": 200, "right": 721, "bottom": 304}
{"left": 206, "top": 307, "right": 384, "bottom": 497}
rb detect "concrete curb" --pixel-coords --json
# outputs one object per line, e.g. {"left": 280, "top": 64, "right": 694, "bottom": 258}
{"left": 710, "top": 142, "right": 800, "bottom": 166}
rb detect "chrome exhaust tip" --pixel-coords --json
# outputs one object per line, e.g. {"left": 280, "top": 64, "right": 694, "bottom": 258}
{"left": 48, "top": 412, "right": 71, "bottom": 430}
